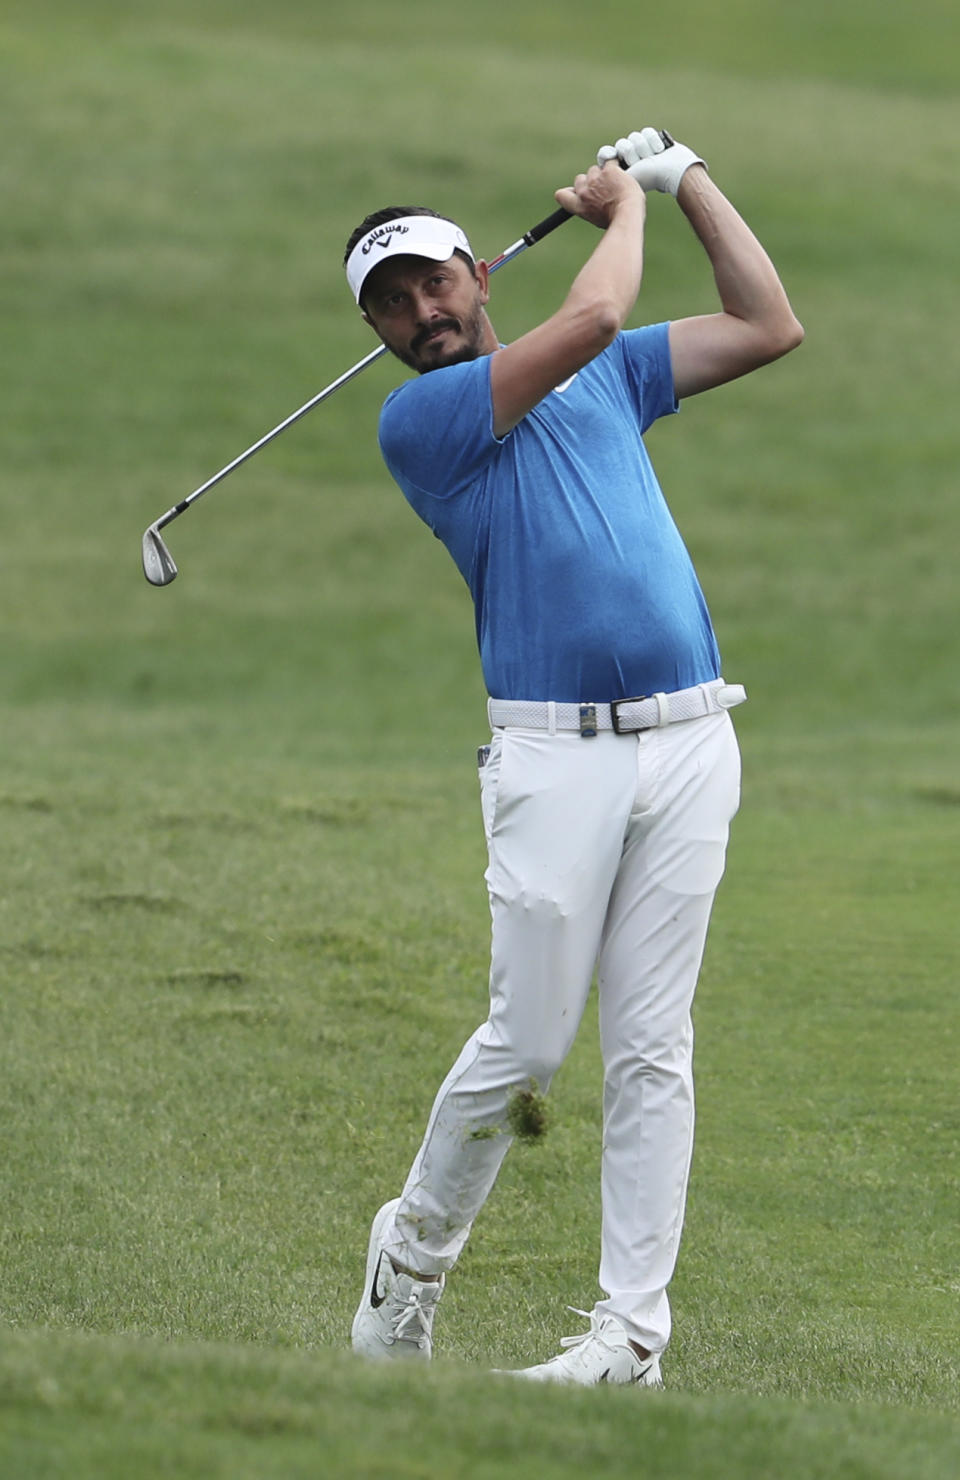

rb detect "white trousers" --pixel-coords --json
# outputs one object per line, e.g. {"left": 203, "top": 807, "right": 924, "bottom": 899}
{"left": 382, "top": 709, "right": 741, "bottom": 1353}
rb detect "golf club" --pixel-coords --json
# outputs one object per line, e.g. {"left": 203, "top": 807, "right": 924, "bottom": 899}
{"left": 141, "top": 137, "right": 672, "bottom": 586}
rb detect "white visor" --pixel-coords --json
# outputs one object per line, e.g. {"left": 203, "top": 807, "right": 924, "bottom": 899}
{"left": 346, "top": 215, "right": 474, "bottom": 304}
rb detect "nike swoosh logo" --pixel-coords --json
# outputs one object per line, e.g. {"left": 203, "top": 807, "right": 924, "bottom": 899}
{"left": 370, "top": 1251, "right": 387, "bottom": 1308}
{"left": 598, "top": 1368, "right": 610, "bottom": 1383}
{"left": 553, "top": 374, "right": 577, "bottom": 394}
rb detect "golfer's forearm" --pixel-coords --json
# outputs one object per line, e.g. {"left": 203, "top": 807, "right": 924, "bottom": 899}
{"left": 560, "top": 195, "right": 647, "bottom": 341}
{"left": 488, "top": 192, "right": 646, "bottom": 437}
{"left": 678, "top": 169, "right": 802, "bottom": 343}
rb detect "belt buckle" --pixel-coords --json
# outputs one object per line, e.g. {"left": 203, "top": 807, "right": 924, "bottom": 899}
{"left": 611, "top": 694, "right": 649, "bottom": 735}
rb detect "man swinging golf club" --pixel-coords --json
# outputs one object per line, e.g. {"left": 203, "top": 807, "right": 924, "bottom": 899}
{"left": 346, "top": 126, "right": 803, "bottom": 1385}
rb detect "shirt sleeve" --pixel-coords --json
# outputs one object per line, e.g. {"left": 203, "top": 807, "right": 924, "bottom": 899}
{"left": 378, "top": 356, "right": 501, "bottom": 500}
{"left": 614, "top": 322, "right": 679, "bottom": 432}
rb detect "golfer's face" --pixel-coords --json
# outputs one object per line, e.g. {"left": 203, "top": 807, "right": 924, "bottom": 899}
{"left": 363, "top": 255, "right": 489, "bottom": 373}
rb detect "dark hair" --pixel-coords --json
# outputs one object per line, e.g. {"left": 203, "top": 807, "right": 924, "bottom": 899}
{"left": 343, "top": 205, "right": 475, "bottom": 306}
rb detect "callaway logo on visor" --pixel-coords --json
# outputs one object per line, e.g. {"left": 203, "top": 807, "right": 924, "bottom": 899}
{"left": 346, "top": 215, "right": 474, "bottom": 303}
{"left": 360, "top": 222, "right": 412, "bottom": 255}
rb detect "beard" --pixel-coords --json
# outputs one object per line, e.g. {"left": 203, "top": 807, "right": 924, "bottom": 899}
{"left": 393, "top": 298, "right": 488, "bottom": 375}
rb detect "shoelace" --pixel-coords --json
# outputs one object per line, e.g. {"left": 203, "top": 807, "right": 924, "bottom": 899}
{"left": 558, "top": 1307, "right": 617, "bottom": 1355}
{"left": 391, "top": 1284, "right": 436, "bottom": 1346}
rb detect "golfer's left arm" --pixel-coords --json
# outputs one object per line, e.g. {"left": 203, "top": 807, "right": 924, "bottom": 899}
{"left": 668, "top": 167, "right": 804, "bottom": 397}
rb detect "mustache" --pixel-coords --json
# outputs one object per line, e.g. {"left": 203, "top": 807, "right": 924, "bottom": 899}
{"left": 411, "top": 319, "right": 460, "bottom": 353}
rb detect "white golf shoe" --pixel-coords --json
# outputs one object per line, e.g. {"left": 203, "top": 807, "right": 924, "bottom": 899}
{"left": 351, "top": 1199, "right": 445, "bottom": 1361}
{"left": 497, "top": 1308, "right": 663, "bottom": 1387}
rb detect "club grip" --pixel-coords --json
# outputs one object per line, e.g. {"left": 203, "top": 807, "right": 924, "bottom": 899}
{"left": 521, "top": 131, "right": 674, "bottom": 248}
{"left": 522, "top": 205, "right": 572, "bottom": 246}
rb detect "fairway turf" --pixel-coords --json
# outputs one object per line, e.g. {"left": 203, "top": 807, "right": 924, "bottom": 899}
{"left": 3, "top": 1329, "right": 960, "bottom": 1480}
{"left": 1, "top": 2, "right": 959, "bottom": 1475}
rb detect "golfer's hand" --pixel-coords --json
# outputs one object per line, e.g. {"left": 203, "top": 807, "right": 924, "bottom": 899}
{"left": 597, "top": 127, "right": 705, "bottom": 196}
{"left": 554, "top": 162, "right": 644, "bottom": 228}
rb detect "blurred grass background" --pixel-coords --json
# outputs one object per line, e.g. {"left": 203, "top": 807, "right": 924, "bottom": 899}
{"left": 1, "top": 1, "right": 958, "bottom": 1475}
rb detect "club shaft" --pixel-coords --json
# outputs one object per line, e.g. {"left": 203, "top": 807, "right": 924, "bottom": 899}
{"left": 151, "top": 203, "right": 580, "bottom": 534}
{"left": 155, "top": 343, "right": 388, "bottom": 530}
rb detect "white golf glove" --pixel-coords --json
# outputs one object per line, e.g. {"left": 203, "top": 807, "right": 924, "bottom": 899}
{"left": 597, "top": 127, "right": 705, "bottom": 196}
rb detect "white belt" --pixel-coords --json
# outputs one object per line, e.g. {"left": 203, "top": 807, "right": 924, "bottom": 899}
{"left": 487, "top": 680, "right": 746, "bottom": 736}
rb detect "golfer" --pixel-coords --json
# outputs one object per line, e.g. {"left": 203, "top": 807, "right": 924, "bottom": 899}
{"left": 346, "top": 128, "right": 803, "bottom": 1386}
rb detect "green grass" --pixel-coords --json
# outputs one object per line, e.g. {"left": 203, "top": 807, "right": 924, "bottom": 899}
{"left": 2, "top": 1, "right": 959, "bottom": 1474}
{"left": 4, "top": 1330, "right": 960, "bottom": 1480}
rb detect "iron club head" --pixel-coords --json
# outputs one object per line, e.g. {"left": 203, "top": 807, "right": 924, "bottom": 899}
{"left": 142, "top": 524, "right": 178, "bottom": 586}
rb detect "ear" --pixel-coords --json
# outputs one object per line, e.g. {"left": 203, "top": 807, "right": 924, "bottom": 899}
{"left": 474, "top": 260, "right": 491, "bottom": 305}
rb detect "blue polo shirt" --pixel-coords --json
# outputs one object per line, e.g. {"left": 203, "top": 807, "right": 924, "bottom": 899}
{"left": 378, "top": 323, "right": 721, "bottom": 702}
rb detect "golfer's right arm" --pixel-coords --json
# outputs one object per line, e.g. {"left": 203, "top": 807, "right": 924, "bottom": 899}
{"left": 489, "top": 166, "right": 646, "bottom": 438}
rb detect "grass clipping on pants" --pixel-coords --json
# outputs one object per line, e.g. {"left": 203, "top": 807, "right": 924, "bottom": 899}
{"left": 471, "top": 1081, "right": 550, "bottom": 1145}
